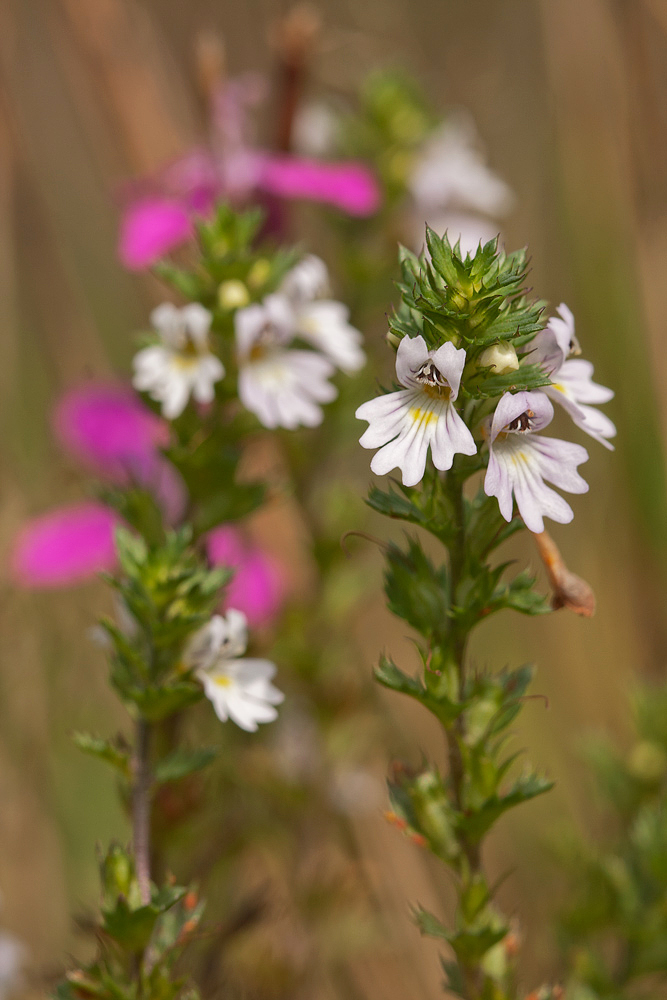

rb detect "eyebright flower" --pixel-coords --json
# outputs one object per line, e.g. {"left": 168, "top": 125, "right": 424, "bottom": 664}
{"left": 484, "top": 390, "right": 589, "bottom": 533}
{"left": 235, "top": 294, "right": 337, "bottom": 429}
{"left": 280, "top": 255, "right": 365, "bottom": 374}
{"left": 531, "top": 303, "right": 616, "bottom": 449}
{"left": 184, "top": 609, "right": 283, "bottom": 732}
{"left": 355, "top": 334, "right": 476, "bottom": 487}
{"left": 132, "top": 303, "right": 224, "bottom": 419}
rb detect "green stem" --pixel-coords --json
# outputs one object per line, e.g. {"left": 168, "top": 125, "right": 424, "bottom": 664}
{"left": 443, "top": 470, "right": 484, "bottom": 999}
{"left": 133, "top": 717, "right": 152, "bottom": 906}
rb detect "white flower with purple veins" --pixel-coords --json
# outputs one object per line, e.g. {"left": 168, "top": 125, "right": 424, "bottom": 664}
{"left": 531, "top": 303, "right": 616, "bottom": 450}
{"left": 235, "top": 293, "right": 337, "bottom": 429}
{"left": 133, "top": 303, "right": 224, "bottom": 419}
{"left": 484, "top": 390, "right": 589, "bottom": 533}
{"left": 408, "top": 116, "right": 514, "bottom": 255}
{"left": 356, "top": 335, "right": 476, "bottom": 487}
{"left": 280, "top": 256, "right": 365, "bottom": 374}
{"left": 185, "top": 609, "right": 283, "bottom": 732}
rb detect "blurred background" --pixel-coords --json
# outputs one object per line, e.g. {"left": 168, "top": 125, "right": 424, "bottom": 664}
{"left": 1, "top": 0, "right": 667, "bottom": 996}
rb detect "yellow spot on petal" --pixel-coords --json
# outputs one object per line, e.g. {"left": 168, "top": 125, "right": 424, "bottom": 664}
{"left": 214, "top": 675, "right": 232, "bottom": 688}
{"left": 409, "top": 406, "right": 439, "bottom": 428}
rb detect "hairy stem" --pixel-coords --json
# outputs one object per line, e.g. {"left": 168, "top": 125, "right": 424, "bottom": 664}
{"left": 444, "top": 471, "right": 484, "bottom": 998}
{"left": 133, "top": 717, "right": 152, "bottom": 905}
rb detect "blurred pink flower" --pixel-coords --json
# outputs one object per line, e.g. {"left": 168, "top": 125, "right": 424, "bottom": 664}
{"left": 119, "top": 197, "right": 195, "bottom": 271}
{"left": 118, "top": 74, "right": 380, "bottom": 270}
{"left": 206, "top": 524, "right": 285, "bottom": 627}
{"left": 54, "top": 383, "right": 187, "bottom": 525}
{"left": 258, "top": 156, "right": 381, "bottom": 217}
{"left": 11, "top": 502, "right": 121, "bottom": 587}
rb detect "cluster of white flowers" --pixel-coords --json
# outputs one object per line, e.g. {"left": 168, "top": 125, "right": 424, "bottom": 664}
{"left": 356, "top": 305, "right": 615, "bottom": 533}
{"left": 132, "top": 256, "right": 364, "bottom": 428}
{"left": 184, "top": 608, "right": 283, "bottom": 732}
{"left": 234, "top": 255, "right": 364, "bottom": 428}
{"left": 408, "top": 114, "right": 513, "bottom": 256}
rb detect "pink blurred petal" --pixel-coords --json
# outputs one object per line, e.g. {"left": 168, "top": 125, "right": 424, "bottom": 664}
{"left": 11, "top": 502, "right": 121, "bottom": 588}
{"left": 118, "top": 197, "right": 194, "bottom": 270}
{"left": 54, "top": 383, "right": 169, "bottom": 480}
{"left": 138, "top": 455, "right": 188, "bottom": 527}
{"left": 258, "top": 156, "right": 381, "bottom": 216}
{"left": 53, "top": 383, "right": 188, "bottom": 525}
{"left": 206, "top": 524, "right": 285, "bottom": 627}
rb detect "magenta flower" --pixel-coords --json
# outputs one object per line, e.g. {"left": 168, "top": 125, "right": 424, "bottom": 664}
{"left": 206, "top": 524, "right": 285, "bottom": 627}
{"left": 118, "top": 197, "right": 195, "bottom": 272}
{"left": 54, "top": 383, "right": 186, "bottom": 525}
{"left": 117, "top": 75, "right": 381, "bottom": 270}
{"left": 11, "top": 502, "right": 121, "bottom": 587}
{"left": 258, "top": 156, "right": 381, "bottom": 217}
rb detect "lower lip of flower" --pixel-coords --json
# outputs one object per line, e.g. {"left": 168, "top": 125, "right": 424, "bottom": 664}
{"left": 409, "top": 406, "right": 439, "bottom": 428}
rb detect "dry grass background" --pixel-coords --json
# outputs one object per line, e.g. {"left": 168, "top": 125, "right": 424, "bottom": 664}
{"left": 1, "top": 0, "right": 667, "bottom": 995}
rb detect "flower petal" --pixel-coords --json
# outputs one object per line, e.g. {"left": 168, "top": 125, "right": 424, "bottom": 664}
{"left": 11, "top": 502, "right": 120, "bottom": 587}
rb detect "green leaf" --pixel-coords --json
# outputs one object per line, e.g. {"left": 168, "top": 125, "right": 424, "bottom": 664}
{"left": 72, "top": 732, "right": 131, "bottom": 779}
{"left": 153, "top": 746, "right": 218, "bottom": 785}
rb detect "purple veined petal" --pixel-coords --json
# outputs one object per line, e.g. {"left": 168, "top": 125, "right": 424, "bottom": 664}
{"left": 489, "top": 390, "right": 554, "bottom": 442}
{"left": 356, "top": 390, "right": 417, "bottom": 449}
{"left": 528, "top": 328, "right": 565, "bottom": 376}
{"left": 258, "top": 155, "right": 381, "bottom": 216}
{"left": 484, "top": 450, "right": 514, "bottom": 522}
{"left": 557, "top": 359, "right": 614, "bottom": 405}
{"left": 512, "top": 455, "right": 575, "bottom": 533}
{"left": 529, "top": 436, "right": 590, "bottom": 494}
{"left": 118, "top": 197, "right": 194, "bottom": 270}
{"left": 547, "top": 303, "right": 577, "bottom": 358}
{"left": 430, "top": 342, "right": 468, "bottom": 400}
{"left": 432, "top": 401, "right": 477, "bottom": 470}
{"left": 11, "top": 502, "right": 121, "bottom": 588}
{"left": 53, "top": 383, "right": 170, "bottom": 482}
{"left": 395, "top": 335, "right": 430, "bottom": 388}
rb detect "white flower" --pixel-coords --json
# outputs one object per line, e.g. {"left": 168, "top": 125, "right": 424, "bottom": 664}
{"left": 133, "top": 303, "right": 224, "bottom": 419}
{"left": 409, "top": 116, "right": 514, "bottom": 219}
{"left": 530, "top": 303, "right": 616, "bottom": 450}
{"left": 280, "top": 256, "right": 365, "bottom": 373}
{"left": 484, "top": 390, "right": 589, "bottom": 533}
{"left": 479, "top": 341, "right": 520, "bottom": 375}
{"left": 235, "top": 294, "right": 337, "bottom": 429}
{"left": 185, "top": 609, "right": 283, "bottom": 732}
{"left": 356, "top": 334, "right": 476, "bottom": 487}
{"left": 280, "top": 254, "right": 330, "bottom": 305}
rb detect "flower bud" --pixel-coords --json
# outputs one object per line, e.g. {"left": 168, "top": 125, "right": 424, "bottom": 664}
{"left": 479, "top": 342, "right": 519, "bottom": 374}
{"left": 247, "top": 258, "right": 271, "bottom": 290}
{"left": 218, "top": 279, "right": 250, "bottom": 310}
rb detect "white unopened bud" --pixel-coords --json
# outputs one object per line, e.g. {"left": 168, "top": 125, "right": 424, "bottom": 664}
{"left": 478, "top": 342, "right": 519, "bottom": 374}
{"left": 218, "top": 279, "right": 250, "bottom": 310}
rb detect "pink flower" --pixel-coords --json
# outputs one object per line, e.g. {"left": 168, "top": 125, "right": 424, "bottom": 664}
{"left": 206, "top": 524, "right": 285, "bottom": 627}
{"left": 258, "top": 156, "right": 381, "bottom": 216}
{"left": 118, "top": 197, "right": 195, "bottom": 271}
{"left": 54, "top": 383, "right": 186, "bottom": 525}
{"left": 11, "top": 502, "right": 121, "bottom": 587}
{"left": 117, "top": 75, "right": 381, "bottom": 270}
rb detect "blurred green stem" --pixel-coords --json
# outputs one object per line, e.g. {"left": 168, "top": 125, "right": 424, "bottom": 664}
{"left": 133, "top": 717, "right": 152, "bottom": 905}
{"left": 444, "top": 473, "right": 483, "bottom": 999}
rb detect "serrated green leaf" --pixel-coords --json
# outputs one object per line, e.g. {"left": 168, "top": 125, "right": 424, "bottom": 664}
{"left": 72, "top": 732, "right": 131, "bottom": 779}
